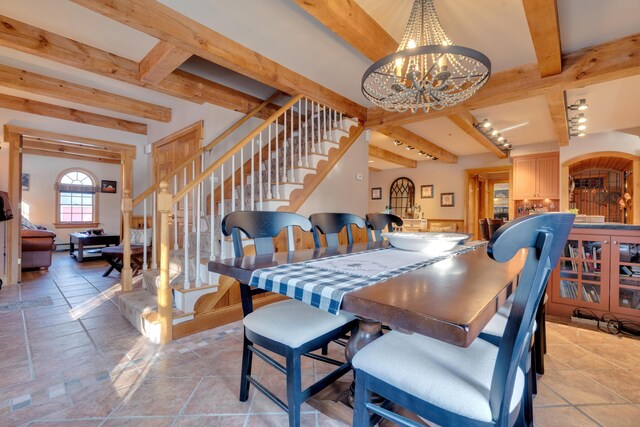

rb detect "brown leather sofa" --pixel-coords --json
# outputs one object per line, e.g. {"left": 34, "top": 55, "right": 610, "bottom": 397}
{"left": 21, "top": 229, "right": 56, "bottom": 270}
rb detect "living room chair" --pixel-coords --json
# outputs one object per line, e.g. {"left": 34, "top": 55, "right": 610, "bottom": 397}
{"left": 366, "top": 213, "right": 403, "bottom": 241}
{"left": 351, "top": 213, "right": 574, "bottom": 427}
{"left": 221, "top": 211, "right": 357, "bottom": 427}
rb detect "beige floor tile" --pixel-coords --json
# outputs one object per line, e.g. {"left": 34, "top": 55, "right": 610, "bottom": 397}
{"left": 101, "top": 417, "right": 176, "bottom": 426}
{"left": 578, "top": 343, "right": 640, "bottom": 370}
{"left": 0, "top": 331, "right": 25, "bottom": 352}
{"left": 534, "top": 406, "right": 599, "bottom": 426}
{"left": 534, "top": 382, "right": 570, "bottom": 407}
{"left": 28, "top": 420, "right": 104, "bottom": 426}
{"left": 182, "top": 375, "right": 251, "bottom": 415}
{"left": 27, "top": 320, "right": 85, "bottom": 340}
{"left": 247, "top": 413, "right": 317, "bottom": 427}
{"left": 173, "top": 415, "right": 247, "bottom": 426}
{"left": 111, "top": 376, "right": 201, "bottom": 417}
{"left": 0, "top": 360, "right": 32, "bottom": 389}
{"left": 545, "top": 342, "right": 616, "bottom": 370}
{"left": 579, "top": 368, "right": 640, "bottom": 404}
{"left": 541, "top": 370, "right": 628, "bottom": 405}
{"left": 0, "top": 343, "right": 29, "bottom": 369}
{"left": 578, "top": 403, "right": 640, "bottom": 427}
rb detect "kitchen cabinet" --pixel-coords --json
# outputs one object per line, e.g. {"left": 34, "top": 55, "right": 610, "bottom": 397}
{"left": 513, "top": 153, "right": 559, "bottom": 199}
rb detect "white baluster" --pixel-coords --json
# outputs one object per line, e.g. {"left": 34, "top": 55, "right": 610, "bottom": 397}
{"left": 220, "top": 163, "right": 225, "bottom": 225}
{"left": 283, "top": 108, "right": 288, "bottom": 184}
{"left": 268, "top": 124, "right": 273, "bottom": 200}
{"left": 275, "top": 122, "right": 280, "bottom": 198}
{"left": 339, "top": 111, "right": 344, "bottom": 130}
{"left": 191, "top": 160, "right": 196, "bottom": 232}
{"left": 240, "top": 148, "right": 245, "bottom": 211}
{"left": 173, "top": 175, "right": 178, "bottom": 250}
{"left": 183, "top": 192, "right": 190, "bottom": 289}
{"left": 195, "top": 181, "right": 202, "bottom": 287}
{"left": 209, "top": 173, "right": 214, "bottom": 261}
{"left": 259, "top": 132, "right": 263, "bottom": 210}
{"left": 304, "top": 98, "right": 309, "bottom": 167}
{"left": 152, "top": 191, "right": 157, "bottom": 269}
{"left": 231, "top": 155, "right": 236, "bottom": 212}
{"left": 290, "top": 104, "right": 294, "bottom": 181}
{"left": 251, "top": 137, "right": 255, "bottom": 211}
{"left": 323, "top": 104, "right": 328, "bottom": 142}
{"left": 297, "top": 100, "right": 302, "bottom": 167}
{"left": 142, "top": 198, "right": 148, "bottom": 270}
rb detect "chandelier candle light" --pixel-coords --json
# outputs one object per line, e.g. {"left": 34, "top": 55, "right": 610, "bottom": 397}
{"left": 362, "top": 0, "right": 491, "bottom": 113}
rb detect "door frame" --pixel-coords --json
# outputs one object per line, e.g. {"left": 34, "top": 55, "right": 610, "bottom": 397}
{"left": 464, "top": 166, "right": 513, "bottom": 238}
{"left": 151, "top": 120, "right": 203, "bottom": 183}
{"left": 4, "top": 125, "right": 136, "bottom": 285}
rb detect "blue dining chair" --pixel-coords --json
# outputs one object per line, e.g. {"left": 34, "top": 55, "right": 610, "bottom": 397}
{"left": 366, "top": 213, "right": 403, "bottom": 241}
{"left": 309, "top": 212, "right": 368, "bottom": 247}
{"left": 221, "top": 211, "right": 357, "bottom": 427}
{"left": 351, "top": 213, "right": 574, "bottom": 427}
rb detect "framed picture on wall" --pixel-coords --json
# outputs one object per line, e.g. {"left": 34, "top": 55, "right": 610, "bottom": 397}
{"left": 22, "top": 173, "right": 30, "bottom": 191}
{"left": 371, "top": 187, "right": 382, "bottom": 200}
{"left": 101, "top": 180, "right": 117, "bottom": 193}
{"left": 440, "top": 192, "right": 455, "bottom": 207}
{"left": 421, "top": 185, "right": 434, "bottom": 199}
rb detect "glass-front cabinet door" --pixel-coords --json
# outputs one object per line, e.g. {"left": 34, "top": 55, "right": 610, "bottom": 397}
{"left": 555, "top": 234, "right": 609, "bottom": 310}
{"left": 611, "top": 236, "right": 640, "bottom": 316}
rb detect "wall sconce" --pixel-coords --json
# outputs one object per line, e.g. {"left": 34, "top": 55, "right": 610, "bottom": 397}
{"left": 567, "top": 99, "right": 588, "bottom": 138}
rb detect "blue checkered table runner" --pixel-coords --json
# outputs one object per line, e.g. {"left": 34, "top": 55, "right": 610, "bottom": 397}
{"left": 248, "top": 241, "right": 487, "bottom": 314}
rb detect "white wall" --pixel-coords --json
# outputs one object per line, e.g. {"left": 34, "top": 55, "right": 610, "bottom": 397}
{"left": 559, "top": 131, "right": 640, "bottom": 164}
{"left": 21, "top": 154, "right": 121, "bottom": 245}
{"left": 368, "top": 153, "right": 512, "bottom": 219}
{"left": 299, "top": 133, "right": 369, "bottom": 217}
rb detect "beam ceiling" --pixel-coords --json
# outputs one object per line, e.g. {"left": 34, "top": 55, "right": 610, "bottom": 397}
{"left": 71, "top": 0, "right": 367, "bottom": 120}
{"left": 545, "top": 91, "right": 570, "bottom": 146}
{"left": 366, "top": 33, "right": 640, "bottom": 128}
{"left": 368, "top": 145, "right": 417, "bottom": 169}
{"left": 447, "top": 111, "right": 508, "bottom": 159}
{"left": 522, "top": 0, "right": 562, "bottom": 78}
{"left": 139, "top": 41, "right": 192, "bottom": 85}
{"left": 0, "top": 14, "right": 281, "bottom": 120}
{"left": 376, "top": 126, "right": 458, "bottom": 163}
{"left": 0, "top": 92, "right": 146, "bottom": 134}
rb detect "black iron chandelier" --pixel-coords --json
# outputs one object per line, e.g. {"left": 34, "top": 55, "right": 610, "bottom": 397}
{"left": 362, "top": 0, "right": 491, "bottom": 114}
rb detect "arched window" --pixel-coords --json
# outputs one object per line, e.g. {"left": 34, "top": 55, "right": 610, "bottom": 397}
{"left": 389, "top": 177, "right": 415, "bottom": 217}
{"left": 55, "top": 169, "right": 99, "bottom": 227}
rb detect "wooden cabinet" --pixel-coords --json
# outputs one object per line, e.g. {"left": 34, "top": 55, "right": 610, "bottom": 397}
{"left": 549, "top": 227, "right": 640, "bottom": 320}
{"left": 513, "top": 153, "right": 559, "bottom": 199}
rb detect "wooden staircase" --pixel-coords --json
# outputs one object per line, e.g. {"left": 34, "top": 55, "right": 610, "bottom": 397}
{"left": 117, "top": 94, "right": 363, "bottom": 343}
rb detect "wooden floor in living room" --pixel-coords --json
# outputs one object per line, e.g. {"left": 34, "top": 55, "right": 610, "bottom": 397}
{"left": 1, "top": 253, "right": 640, "bottom": 426}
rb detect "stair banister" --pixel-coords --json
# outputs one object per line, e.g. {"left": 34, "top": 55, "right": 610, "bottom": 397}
{"left": 157, "top": 181, "right": 172, "bottom": 344}
{"left": 172, "top": 94, "right": 304, "bottom": 203}
{"left": 121, "top": 189, "right": 133, "bottom": 292}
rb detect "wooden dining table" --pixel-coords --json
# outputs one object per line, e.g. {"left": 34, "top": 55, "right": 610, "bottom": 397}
{"left": 208, "top": 240, "right": 526, "bottom": 421}
{"left": 209, "top": 240, "right": 526, "bottom": 346}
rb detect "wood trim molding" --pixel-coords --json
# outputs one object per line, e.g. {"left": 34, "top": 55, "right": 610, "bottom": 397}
{"left": 562, "top": 151, "right": 639, "bottom": 167}
{"left": 546, "top": 91, "right": 570, "bottom": 146}
{"left": 71, "top": 0, "right": 367, "bottom": 120}
{"left": 368, "top": 145, "right": 417, "bottom": 168}
{"left": 447, "top": 110, "right": 508, "bottom": 159}
{"left": 376, "top": 126, "right": 458, "bottom": 164}
{"left": 0, "top": 63, "right": 171, "bottom": 122}
{"left": 139, "top": 41, "right": 192, "bottom": 85}
{"left": 152, "top": 120, "right": 203, "bottom": 148}
{"left": 0, "top": 93, "right": 147, "bottom": 134}
{"left": 522, "top": 0, "right": 562, "bottom": 77}
{"left": 0, "top": 14, "right": 280, "bottom": 120}
{"left": 366, "top": 32, "right": 640, "bottom": 128}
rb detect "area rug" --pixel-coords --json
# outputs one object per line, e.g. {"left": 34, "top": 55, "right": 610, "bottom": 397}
{"left": 0, "top": 296, "right": 54, "bottom": 312}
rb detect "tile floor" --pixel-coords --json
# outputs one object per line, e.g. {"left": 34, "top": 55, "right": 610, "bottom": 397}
{"left": 2, "top": 253, "right": 640, "bottom": 426}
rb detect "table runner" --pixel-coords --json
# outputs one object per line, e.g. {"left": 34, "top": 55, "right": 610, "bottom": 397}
{"left": 248, "top": 241, "right": 487, "bottom": 314}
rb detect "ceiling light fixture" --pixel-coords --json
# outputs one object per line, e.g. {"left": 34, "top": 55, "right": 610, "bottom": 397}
{"left": 394, "top": 140, "right": 403, "bottom": 146}
{"left": 568, "top": 98, "right": 588, "bottom": 111}
{"left": 361, "top": 0, "right": 491, "bottom": 114}
{"left": 482, "top": 119, "right": 491, "bottom": 128}
{"left": 473, "top": 119, "right": 512, "bottom": 152}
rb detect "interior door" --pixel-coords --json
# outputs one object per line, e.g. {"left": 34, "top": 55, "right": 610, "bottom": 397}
{"left": 152, "top": 130, "right": 201, "bottom": 185}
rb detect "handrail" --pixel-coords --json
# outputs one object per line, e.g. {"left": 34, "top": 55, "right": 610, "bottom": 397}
{"left": 172, "top": 94, "right": 304, "bottom": 203}
{"left": 132, "top": 90, "right": 282, "bottom": 206}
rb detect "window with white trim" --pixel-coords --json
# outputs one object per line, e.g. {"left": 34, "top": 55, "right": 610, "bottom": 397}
{"left": 55, "top": 170, "right": 99, "bottom": 227}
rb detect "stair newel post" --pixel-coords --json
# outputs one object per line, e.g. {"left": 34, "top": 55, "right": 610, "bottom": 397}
{"left": 121, "top": 189, "right": 133, "bottom": 292}
{"left": 142, "top": 198, "right": 148, "bottom": 270}
{"left": 157, "top": 181, "right": 173, "bottom": 344}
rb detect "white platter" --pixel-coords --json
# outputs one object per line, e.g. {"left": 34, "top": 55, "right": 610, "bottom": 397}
{"left": 380, "top": 232, "right": 470, "bottom": 253}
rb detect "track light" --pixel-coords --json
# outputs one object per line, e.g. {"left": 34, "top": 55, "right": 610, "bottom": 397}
{"left": 568, "top": 98, "right": 588, "bottom": 111}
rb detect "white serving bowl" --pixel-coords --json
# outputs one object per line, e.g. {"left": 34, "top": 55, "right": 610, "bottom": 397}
{"left": 380, "top": 232, "right": 470, "bottom": 253}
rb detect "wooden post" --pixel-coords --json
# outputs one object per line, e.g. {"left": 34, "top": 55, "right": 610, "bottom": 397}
{"left": 157, "top": 181, "right": 173, "bottom": 343}
{"left": 633, "top": 160, "right": 640, "bottom": 225}
{"left": 560, "top": 165, "right": 569, "bottom": 213}
{"left": 121, "top": 188, "right": 133, "bottom": 292}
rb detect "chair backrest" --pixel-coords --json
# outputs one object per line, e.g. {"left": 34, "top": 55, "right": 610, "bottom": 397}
{"left": 366, "top": 213, "right": 403, "bottom": 241}
{"left": 486, "top": 213, "right": 574, "bottom": 423}
{"left": 487, "top": 218, "right": 503, "bottom": 238}
{"left": 309, "top": 212, "right": 367, "bottom": 248}
{"left": 221, "top": 211, "right": 312, "bottom": 257}
{"left": 479, "top": 218, "right": 489, "bottom": 240}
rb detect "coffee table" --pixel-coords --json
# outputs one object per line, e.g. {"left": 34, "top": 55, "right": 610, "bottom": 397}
{"left": 69, "top": 232, "right": 120, "bottom": 262}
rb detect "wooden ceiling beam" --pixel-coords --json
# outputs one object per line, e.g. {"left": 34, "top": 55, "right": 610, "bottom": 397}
{"left": 368, "top": 166, "right": 382, "bottom": 172}
{"left": 291, "top": 0, "right": 397, "bottom": 61}
{"left": 0, "top": 14, "right": 280, "bottom": 120}
{"left": 546, "top": 91, "right": 570, "bottom": 146}
{"left": 368, "top": 145, "right": 417, "bottom": 169}
{"left": 0, "top": 63, "right": 170, "bottom": 122}
{"left": 71, "top": 0, "right": 366, "bottom": 120}
{"left": 139, "top": 41, "right": 192, "bottom": 85}
{"left": 366, "top": 32, "right": 640, "bottom": 128}
{"left": 0, "top": 92, "right": 146, "bottom": 134}
{"left": 522, "top": 0, "right": 562, "bottom": 77}
{"left": 376, "top": 126, "right": 458, "bottom": 163}
{"left": 447, "top": 110, "right": 508, "bottom": 159}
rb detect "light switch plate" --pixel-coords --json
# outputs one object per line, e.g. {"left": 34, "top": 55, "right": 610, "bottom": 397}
{"left": 355, "top": 172, "right": 363, "bottom": 181}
